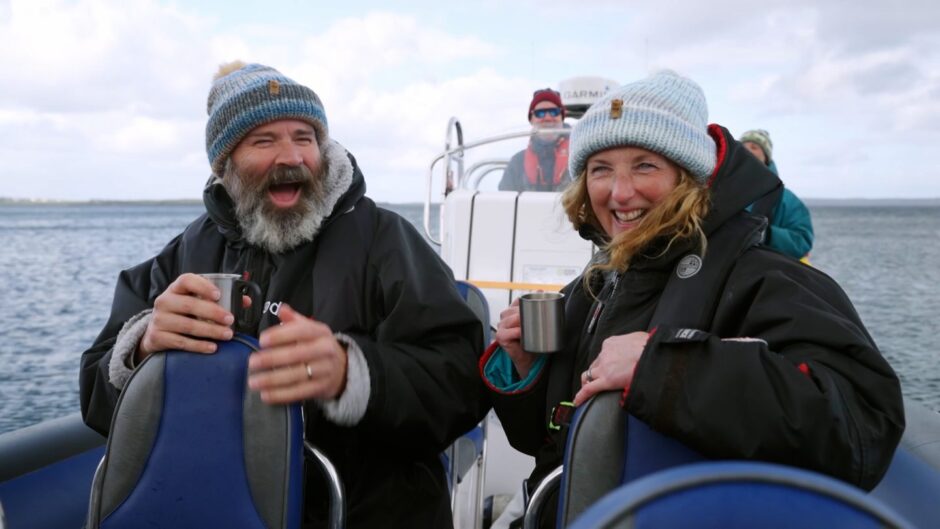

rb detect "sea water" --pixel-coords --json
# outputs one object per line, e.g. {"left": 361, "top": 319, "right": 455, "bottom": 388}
{"left": 0, "top": 202, "right": 938, "bottom": 434}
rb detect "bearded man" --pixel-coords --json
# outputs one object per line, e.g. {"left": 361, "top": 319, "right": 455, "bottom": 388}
{"left": 80, "top": 62, "right": 488, "bottom": 528}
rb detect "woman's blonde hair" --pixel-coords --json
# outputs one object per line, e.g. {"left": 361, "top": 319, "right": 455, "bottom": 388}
{"left": 561, "top": 164, "right": 711, "bottom": 294}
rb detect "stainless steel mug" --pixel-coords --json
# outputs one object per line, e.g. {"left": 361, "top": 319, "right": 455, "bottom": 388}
{"left": 199, "top": 273, "right": 263, "bottom": 331}
{"left": 519, "top": 292, "right": 565, "bottom": 353}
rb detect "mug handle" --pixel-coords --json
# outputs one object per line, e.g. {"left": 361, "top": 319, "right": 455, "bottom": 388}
{"left": 232, "top": 279, "right": 263, "bottom": 332}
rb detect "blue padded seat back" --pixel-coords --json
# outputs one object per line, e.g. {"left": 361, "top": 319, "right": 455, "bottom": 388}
{"left": 87, "top": 335, "right": 303, "bottom": 529}
{"left": 622, "top": 413, "right": 705, "bottom": 480}
{"left": 456, "top": 280, "right": 491, "bottom": 345}
{"left": 447, "top": 281, "right": 490, "bottom": 487}
{"left": 567, "top": 462, "right": 915, "bottom": 529}
{"left": 557, "top": 392, "right": 706, "bottom": 526}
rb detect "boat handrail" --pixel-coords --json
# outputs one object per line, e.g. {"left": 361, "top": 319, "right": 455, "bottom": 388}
{"left": 524, "top": 465, "right": 564, "bottom": 529}
{"left": 304, "top": 441, "right": 346, "bottom": 529}
{"left": 443, "top": 117, "right": 464, "bottom": 196}
{"left": 466, "top": 160, "right": 509, "bottom": 190}
{"left": 422, "top": 125, "right": 572, "bottom": 244}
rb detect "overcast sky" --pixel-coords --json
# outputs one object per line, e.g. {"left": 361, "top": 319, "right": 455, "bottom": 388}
{"left": 2, "top": 0, "right": 939, "bottom": 202}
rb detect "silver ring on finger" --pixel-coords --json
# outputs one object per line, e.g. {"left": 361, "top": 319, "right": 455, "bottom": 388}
{"left": 585, "top": 367, "right": 594, "bottom": 383}
{"left": 305, "top": 362, "right": 313, "bottom": 380}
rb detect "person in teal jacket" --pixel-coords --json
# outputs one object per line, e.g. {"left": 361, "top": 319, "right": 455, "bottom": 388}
{"left": 740, "top": 129, "right": 814, "bottom": 260}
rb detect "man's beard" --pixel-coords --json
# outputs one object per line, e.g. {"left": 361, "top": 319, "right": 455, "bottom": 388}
{"left": 532, "top": 121, "right": 563, "bottom": 144}
{"left": 222, "top": 156, "right": 330, "bottom": 253}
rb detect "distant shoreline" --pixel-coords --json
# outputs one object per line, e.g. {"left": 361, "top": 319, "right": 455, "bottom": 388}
{"left": 2, "top": 197, "right": 940, "bottom": 207}
{"left": 0, "top": 198, "right": 204, "bottom": 206}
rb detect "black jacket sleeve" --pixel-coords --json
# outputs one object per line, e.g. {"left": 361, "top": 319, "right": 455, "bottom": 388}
{"left": 488, "top": 371, "right": 551, "bottom": 456}
{"left": 79, "top": 235, "right": 181, "bottom": 435}
{"left": 343, "top": 212, "right": 490, "bottom": 456}
{"left": 627, "top": 250, "right": 904, "bottom": 490}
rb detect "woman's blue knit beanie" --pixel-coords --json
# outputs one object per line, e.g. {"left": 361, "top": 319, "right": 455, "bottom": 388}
{"left": 568, "top": 70, "right": 716, "bottom": 183}
{"left": 205, "top": 62, "right": 328, "bottom": 176}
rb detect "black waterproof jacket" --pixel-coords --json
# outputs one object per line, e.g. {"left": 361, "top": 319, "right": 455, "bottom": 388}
{"left": 487, "top": 125, "right": 904, "bottom": 495}
{"left": 80, "top": 146, "right": 490, "bottom": 528}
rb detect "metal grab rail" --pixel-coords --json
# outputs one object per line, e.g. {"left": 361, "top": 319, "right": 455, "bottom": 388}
{"left": 422, "top": 125, "right": 571, "bottom": 245}
{"left": 448, "top": 421, "right": 489, "bottom": 529}
{"left": 523, "top": 465, "right": 564, "bottom": 529}
{"left": 304, "top": 441, "right": 346, "bottom": 529}
{"left": 466, "top": 161, "right": 509, "bottom": 190}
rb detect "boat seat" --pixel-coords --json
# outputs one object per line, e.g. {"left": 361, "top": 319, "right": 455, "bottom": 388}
{"left": 455, "top": 279, "right": 492, "bottom": 345}
{"left": 0, "top": 413, "right": 105, "bottom": 529}
{"left": 85, "top": 335, "right": 343, "bottom": 529}
{"left": 566, "top": 461, "right": 915, "bottom": 529}
{"left": 526, "top": 392, "right": 931, "bottom": 529}
{"left": 525, "top": 391, "right": 706, "bottom": 528}
{"left": 446, "top": 280, "right": 491, "bottom": 528}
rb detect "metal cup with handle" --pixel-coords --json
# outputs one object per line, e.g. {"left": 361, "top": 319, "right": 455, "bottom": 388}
{"left": 199, "top": 273, "right": 263, "bottom": 332}
{"left": 519, "top": 292, "right": 565, "bottom": 353}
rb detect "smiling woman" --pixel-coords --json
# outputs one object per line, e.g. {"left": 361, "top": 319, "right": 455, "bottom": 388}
{"left": 585, "top": 148, "right": 680, "bottom": 237}
{"left": 481, "top": 69, "right": 904, "bottom": 527}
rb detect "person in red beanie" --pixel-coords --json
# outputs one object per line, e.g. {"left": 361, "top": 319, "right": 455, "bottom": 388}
{"left": 498, "top": 88, "right": 572, "bottom": 191}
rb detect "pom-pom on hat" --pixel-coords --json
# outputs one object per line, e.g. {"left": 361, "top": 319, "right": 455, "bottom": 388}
{"left": 205, "top": 61, "right": 328, "bottom": 176}
{"left": 568, "top": 70, "right": 717, "bottom": 184}
{"left": 739, "top": 129, "right": 773, "bottom": 163}
{"left": 528, "top": 88, "right": 565, "bottom": 119}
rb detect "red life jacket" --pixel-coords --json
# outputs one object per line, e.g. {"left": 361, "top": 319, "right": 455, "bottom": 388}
{"left": 523, "top": 137, "right": 569, "bottom": 188}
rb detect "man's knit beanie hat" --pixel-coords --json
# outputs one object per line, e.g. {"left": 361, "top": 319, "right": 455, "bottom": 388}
{"left": 529, "top": 88, "right": 566, "bottom": 119}
{"left": 205, "top": 61, "right": 328, "bottom": 176}
{"left": 739, "top": 129, "right": 773, "bottom": 163}
{"left": 568, "top": 70, "right": 717, "bottom": 183}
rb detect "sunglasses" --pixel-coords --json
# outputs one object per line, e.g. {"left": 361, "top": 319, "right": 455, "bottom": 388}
{"left": 532, "top": 107, "right": 562, "bottom": 118}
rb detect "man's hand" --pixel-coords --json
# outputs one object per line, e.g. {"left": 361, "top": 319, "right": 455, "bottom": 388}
{"left": 137, "top": 273, "right": 235, "bottom": 363}
{"left": 247, "top": 304, "right": 348, "bottom": 404}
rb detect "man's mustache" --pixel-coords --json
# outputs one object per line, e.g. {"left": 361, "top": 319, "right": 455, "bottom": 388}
{"left": 266, "top": 165, "right": 314, "bottom": 186}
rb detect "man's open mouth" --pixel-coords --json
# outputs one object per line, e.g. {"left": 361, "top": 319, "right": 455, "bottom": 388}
{"left": 268, "top": 182, "right": 303, "bottom": 208}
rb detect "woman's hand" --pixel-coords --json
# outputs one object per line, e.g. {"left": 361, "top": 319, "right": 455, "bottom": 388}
{"left": 495, "top": 298, "right": 537, "bottom": 379}
{"left": 573, "top": 331, "right": 649, "bottom": 406}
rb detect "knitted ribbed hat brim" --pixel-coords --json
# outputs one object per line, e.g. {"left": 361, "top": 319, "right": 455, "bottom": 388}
{"left": 568, "top": 70, "right": 716, "bottom": 183}
{"left": 205, "top": 63, "right": 328, "bottom": 176}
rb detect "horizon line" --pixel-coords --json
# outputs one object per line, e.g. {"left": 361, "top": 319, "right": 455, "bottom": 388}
{"left": 2, "top": 196, "right": 940, "bottom": 206}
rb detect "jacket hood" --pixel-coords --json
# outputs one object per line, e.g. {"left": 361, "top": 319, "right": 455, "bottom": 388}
{"left": 203, "top": 139, "right": 367, "bottom": 246}
{"left": 576, "top": 124, "right": 782, "bottom": 267}
{"left": 701, "top": 124, "right": 781, "bottom": 236}
{"left": 577, "top": 125, "right": 781, "bottom": 243}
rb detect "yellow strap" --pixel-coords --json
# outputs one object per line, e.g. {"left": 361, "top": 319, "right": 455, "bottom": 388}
{"left": 466, "top": 279, "right": 564, "bottom": 292}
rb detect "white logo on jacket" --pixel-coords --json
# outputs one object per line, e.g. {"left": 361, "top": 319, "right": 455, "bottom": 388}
{"left": 676, "top": 254, "right": 703, "bottom": 279}
{"left": 263, "top": 301, "right": 282, "bottom": 316}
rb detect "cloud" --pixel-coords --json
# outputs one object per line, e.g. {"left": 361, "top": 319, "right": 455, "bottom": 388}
{"left": 0, "top": 0, "right": 212, "bottom": 117}
{"left": 1, "top": 1, "right": 938, "bottom": 201}
{"left": 614, "top": 0, "right": 940, "bottom": 156}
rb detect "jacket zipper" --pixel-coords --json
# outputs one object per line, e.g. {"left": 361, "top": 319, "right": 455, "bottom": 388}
{"left": 587, "top": 272, "right": 621, "bottom": 334}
